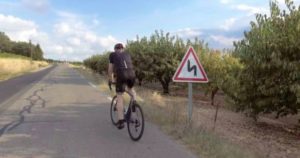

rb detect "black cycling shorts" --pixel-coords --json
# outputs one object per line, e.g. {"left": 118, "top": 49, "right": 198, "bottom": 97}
{"left": 115, "top": 69, "right": 135, "bottom": 93}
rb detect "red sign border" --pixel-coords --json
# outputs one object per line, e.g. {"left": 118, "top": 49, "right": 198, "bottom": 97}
{"left": 172, "top": 46, "right": 209, "bottom": 83}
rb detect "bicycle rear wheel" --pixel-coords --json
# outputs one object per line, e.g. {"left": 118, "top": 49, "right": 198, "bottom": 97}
{"left": 110, "top": 96, "right": 118, "bottom": 125}
{"left": 127, "top": 104, "right": 144, "bottom": 141}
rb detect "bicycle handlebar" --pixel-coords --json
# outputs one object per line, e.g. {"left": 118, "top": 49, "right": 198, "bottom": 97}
{"left": 108, "top": 81, "right": 134, "bottom": 98}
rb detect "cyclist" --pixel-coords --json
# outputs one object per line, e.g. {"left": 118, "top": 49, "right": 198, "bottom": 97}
{"left": 108, "top": 43, "right": 137, "bottom": 129}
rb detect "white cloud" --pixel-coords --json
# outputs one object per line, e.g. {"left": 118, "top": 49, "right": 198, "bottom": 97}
{"left": 276, "top": 0, "right": 300, "bottom": 9}
{"left": 277, "top": 0, "right": 285, "bottom": 4}
{"left": 210, "top": 35, "right": 240, "bottom": 47}
{"left": 220, "top": 18, "right": 237, "bottom": 31}
{"left": 276, "top": 0, "right": 300, "bottom": 5}
{"left": 173, "top": 28, "right": 202, "bottom": 38}
{"left": 54, "top": 22, "right": 71, "bottom": 34}
{"left": 53, "top": 13, "right": 118, "bottom": 49}
{"left": 0, "top": 12, "right": 118, "bottom": 61}
{"left": 0, "top": 14, "right": 43, "bottom": 41}
{"left": 0, "top": 14, "right": 55, "bottom": 59}
{"left": 49, "top": 11, "right": 118, "bottom": 60}
{"left": 67, "top": 37, "right": 81, "bottom": 46}
{"left": 220, "top": 0, "right": 232, "bottom": 4}
{"left": 225, "top": 1, "right": 300, "bottom": 31}
{"left": 21, "top": 0, "right": 50, "bottom": 13}
{"left": 233, "top": 4, "right": 268, "bottom": 15}
{"left": 83, "top": 32, "right": 98, "bottom": 43}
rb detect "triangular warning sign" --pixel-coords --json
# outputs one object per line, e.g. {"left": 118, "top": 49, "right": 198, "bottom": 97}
{"left": 173, "top": 46, "right": 208, "bottom": 83}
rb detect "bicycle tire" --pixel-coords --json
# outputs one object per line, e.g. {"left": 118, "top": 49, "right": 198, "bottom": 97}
{"left": 110, "top": 96, "right": 118, "bottom": 125}
{"left": 127, "top": 104, "right": 144, "bottom": 141}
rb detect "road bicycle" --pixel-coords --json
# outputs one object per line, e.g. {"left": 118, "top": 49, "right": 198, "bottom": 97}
{"left": 109, "top": 82, "right": 144, "bottom": 141}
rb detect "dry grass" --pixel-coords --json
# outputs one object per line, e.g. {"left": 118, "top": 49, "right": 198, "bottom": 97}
{"left": 74, "top": 66, "right": 260, "bottom": 158}
{"left": 0, "top": 58, "right": 48, "bottom": 81}
{"left": 137, "top": 88, "right": 260, "bottom": 158}
{"left": 68, "top": 63, "right": 84, "bottom": 69}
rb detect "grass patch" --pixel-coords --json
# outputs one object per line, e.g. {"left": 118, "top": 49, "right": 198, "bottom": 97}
{"left": 69, "top": 61, "right": 83, "bottom": 67}
{"left": 74, "top": 66, "right": 261, "bottom": 158}
{"left": 181, "top": 127, "right": 253, "bottom": 158}
{"left": 139, "top": 90, "right": 260, "bottom": 158}
{"left": 0, "top": 57, "right": 49, "bottom": 81}
{"left": 0, "top": 52, "right": 30, "bottom": 59}
{"left": 68, "top": 63, "right": 84, "bottom": 69}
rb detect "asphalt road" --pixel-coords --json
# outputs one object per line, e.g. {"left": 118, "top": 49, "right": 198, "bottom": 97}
{"left": 0, "top": 64, "right": 197, "bottom": 158}
{"left": 0, "top": 65, "right": 56, "bottom": 105}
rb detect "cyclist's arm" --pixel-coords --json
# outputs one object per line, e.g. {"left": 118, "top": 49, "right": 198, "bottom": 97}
{"left": 108, "top": 63, "right": 114, "bottom": 81}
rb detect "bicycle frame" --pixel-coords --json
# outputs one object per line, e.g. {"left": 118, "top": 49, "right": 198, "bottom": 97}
{"left": 109, "top": 82, "right": 134, "bottom": 120}
{"left": 123, "top": 90, "right": 134, "bottom": 121}
{"left": 109, "top": 82, "right": 145, "bottom": 141}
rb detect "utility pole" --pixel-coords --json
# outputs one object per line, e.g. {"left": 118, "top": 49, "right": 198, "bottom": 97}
{"left": 29, "top": 39, "right": 33, "bottom": 61}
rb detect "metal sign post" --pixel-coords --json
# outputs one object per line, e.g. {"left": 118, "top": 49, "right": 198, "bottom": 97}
{"left": 188, "top": 82, "right": 193, "bottom": 123}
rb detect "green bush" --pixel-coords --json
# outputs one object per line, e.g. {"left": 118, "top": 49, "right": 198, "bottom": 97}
{"left": 232, "top": 0, "right": 300, "bottom": 120}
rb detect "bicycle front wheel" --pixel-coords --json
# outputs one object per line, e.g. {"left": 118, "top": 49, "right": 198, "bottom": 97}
{"left": 127, "top": 104, "right": 145, "bottom": 141}
{"left": 110, "top": 96, "right": 118, "bottom": 125}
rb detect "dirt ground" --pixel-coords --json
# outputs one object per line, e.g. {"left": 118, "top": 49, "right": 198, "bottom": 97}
{"left": 192, "top": 101, "right": 300, "bottom": 158}
{"left": 141, "top": 83, "right": 300, "bottom": 158}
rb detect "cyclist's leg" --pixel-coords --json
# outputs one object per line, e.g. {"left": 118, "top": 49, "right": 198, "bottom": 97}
{"left": 126, "top": 78, "right": 140, "bottom": 122}
{"left": 116, "top": 93, "right": 124, "bottom": 120}
{"left": 127, "top": 88, "right": 137, "bottom": 101}
{"left": 115, "top": 78, "right": 126, "bottom": 129}
{"left": 126, "top": 76, "right": 136, "bottom": 101}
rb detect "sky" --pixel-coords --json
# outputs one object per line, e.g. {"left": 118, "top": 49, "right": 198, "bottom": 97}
{"left": 0, "top": 0, "right": 299, "bottom": 61}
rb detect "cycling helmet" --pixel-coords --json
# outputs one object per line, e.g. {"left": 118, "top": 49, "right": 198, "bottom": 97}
{"left": 114, "top": 43, "right": 124, "bottom": 50}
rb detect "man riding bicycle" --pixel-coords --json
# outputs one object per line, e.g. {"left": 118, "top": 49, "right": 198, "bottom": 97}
{"left": 108, "top": 43, "right": 137, "bottom": 129}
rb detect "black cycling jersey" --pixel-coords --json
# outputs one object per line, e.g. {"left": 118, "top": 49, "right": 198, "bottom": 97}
{"left": 109, "top": 52, "right": 134, "bottom": 73}
{"left": 109, "top": 51, "right": 135, "bottom": 93}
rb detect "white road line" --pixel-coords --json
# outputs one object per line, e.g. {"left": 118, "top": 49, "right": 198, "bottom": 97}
{"left": 87, "top": 81, "right": 112, "bottom": 99}
{"left": 88, "top": 82, "right": 97, "bottom": 88}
